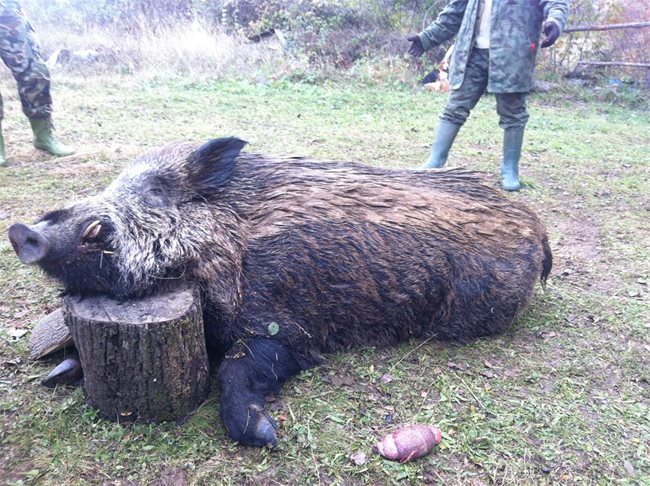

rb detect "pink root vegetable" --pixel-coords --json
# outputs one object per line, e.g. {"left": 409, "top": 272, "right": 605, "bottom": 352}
{"left": 376, "top": 424, "right": 442, "bottom": 463}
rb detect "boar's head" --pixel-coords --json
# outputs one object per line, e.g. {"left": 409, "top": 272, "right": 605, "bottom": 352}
{"left": 8, "top": 137, "right": 247, "bottom": 299}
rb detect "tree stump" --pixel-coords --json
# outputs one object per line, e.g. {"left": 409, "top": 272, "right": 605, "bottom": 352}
{"left": 64, "top": 286, "right": 210, "bottom": 423}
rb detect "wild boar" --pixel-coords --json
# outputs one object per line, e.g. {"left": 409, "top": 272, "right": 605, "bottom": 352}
{"left": 8, "top": 137, "right": 551, "bottom": 446}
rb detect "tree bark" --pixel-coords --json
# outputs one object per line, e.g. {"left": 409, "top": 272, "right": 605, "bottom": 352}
{"left": 64, "top": 286, "right": 210, "bottom": 423}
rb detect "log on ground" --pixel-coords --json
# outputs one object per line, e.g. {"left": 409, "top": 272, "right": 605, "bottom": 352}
{"left": 64, "top": 286, "right": 210, "bottom": 423}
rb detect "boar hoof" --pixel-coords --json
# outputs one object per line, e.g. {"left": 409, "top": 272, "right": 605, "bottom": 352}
{"left": 253, "top": 412, "right": 278, "bottom": 447}
{"left": 42, "top": 356, "right": 84, "bottom": 388}
{"left": 222, "top": 401, "right": 278, "bottom": 447}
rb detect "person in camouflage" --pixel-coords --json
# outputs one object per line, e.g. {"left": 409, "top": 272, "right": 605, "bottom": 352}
{"left": 0, "top": 0, "right": 74, "bottom": 166}
{"left": 408, "top": 0, "right": 569, "bottom": 191}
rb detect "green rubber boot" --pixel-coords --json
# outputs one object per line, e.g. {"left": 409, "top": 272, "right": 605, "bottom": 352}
{"left": 501, "top": 126, "right": 525, "bottom": 191}
{"left": 0, "top": 122, "right": 5, "bottom": 166}
{"left": 29, "top": 117, "right": 75, "bottom": 157}
{"left": 421, "top": 120, "right": 462, "bottom": 169}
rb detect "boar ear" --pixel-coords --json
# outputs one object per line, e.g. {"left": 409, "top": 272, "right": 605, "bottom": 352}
{"left": 187, "top": 137, "right": 247, "bottom": 192}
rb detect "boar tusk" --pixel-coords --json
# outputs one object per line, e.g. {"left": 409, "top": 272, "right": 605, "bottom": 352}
{"left": 82, "top": 220, "right": 102, "bottom": 239}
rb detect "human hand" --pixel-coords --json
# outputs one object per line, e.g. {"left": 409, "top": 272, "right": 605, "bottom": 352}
{"left": 407, "top": 35, "right": 424, "bottom": 57}
{"left": 541, "top": 21, "right": 560, "bottom": 48}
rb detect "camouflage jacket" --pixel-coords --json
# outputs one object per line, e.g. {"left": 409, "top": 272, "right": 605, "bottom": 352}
{"left": 0, "top": 0, "right": 28, "bottom": 28}
{"left": 417, "top": 0, "right": 569, "bottom": 93}
{"left": 0, "top": 0, "right": 23, "bottom": 15}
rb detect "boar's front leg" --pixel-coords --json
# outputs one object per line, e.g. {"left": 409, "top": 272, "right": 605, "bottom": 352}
{"left": 218, "top": 338, "right": 301, "bottom": 447}
{"left": 41, "top": 351, "right": 84, "bottom": 388}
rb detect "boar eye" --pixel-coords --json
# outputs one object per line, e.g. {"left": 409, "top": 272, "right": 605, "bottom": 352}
{"left": 143, "top": 182, "right": 169, "bottom": 207}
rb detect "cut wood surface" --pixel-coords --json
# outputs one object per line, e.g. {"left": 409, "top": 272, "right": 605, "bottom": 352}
{"left": 64, "top": 286, "right": 210, "bottom": 423}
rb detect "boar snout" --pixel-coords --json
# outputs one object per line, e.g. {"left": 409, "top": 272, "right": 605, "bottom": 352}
{"left": 8, "top": 223, "right": 51, "bottom": 264}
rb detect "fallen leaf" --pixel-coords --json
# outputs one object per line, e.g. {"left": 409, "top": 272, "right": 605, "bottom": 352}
{"left": 7, "top": 328, "right": 28, "bottom": 339}
{"left": 330, "top": 374, "right": 354, "bottom": 387}
{"left": 3, "top": 358, "right": 22, "bottom": 367}
{"left": 379, "top": 373, "right": 394, "bottom": 384}
{"left": 536, "top": 331, "right": 557, "bottom": 339}
{"left": 447, "top": 361, "right": 466, "bottom": 371}
{"left": 350, "top": 451, "right": 367, "bottom": 466}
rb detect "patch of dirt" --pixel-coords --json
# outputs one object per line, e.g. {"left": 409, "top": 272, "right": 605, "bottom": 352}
{"left": 150, "top": 467, "right": 188, "bottom": 486}
{"left": 549, "top": 215, "right": 624, "bottom": 295}
{"left": 553, "top": 216, "right": 601, "bottom": 262}
{"left": 0, "top": 445, "right": 39, "bottom": 485}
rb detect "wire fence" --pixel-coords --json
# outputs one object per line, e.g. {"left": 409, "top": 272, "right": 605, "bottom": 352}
{"left": 541, "top": 4, "right": 650, "bottom": 87}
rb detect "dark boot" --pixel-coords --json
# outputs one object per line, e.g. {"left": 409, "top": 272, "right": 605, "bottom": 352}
{"left": 501, "top": 126, "right": 525, "bottom": 191}
{"left": 0, "top": 122, "right": 5, "bottom": 166}
{"left": 421, "top": 120, "right": 462, "bottom": 169}
{"left": 29, "top": 117, "right": 75, "bottom": 157}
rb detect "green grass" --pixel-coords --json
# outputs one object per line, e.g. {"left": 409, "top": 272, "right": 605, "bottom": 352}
{"left": 0, "top": 73, "right": 648, "bottom": 485}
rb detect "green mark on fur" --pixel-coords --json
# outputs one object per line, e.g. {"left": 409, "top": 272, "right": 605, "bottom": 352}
{"left": 268, "top": 322, "right": 279, "bottom": 336}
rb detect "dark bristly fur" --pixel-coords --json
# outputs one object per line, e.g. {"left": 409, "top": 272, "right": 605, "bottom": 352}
{"left": 8, "top": 137, "right": 552, "bottom": 447}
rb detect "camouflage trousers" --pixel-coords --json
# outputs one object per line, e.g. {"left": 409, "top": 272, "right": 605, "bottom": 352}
{"left": 440, "top": 48, "right": 529, "bottom": 130}
{"left": 0, "top": 9, "right": 52, "bottom": 120}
